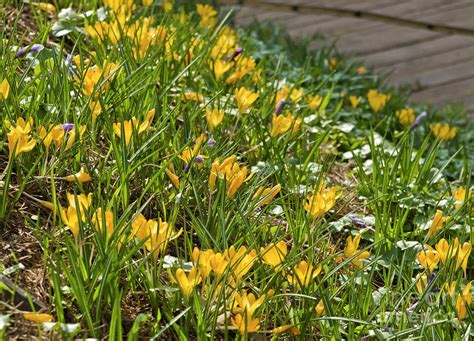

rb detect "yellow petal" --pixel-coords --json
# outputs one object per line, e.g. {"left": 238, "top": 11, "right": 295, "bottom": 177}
{"left": 23, "top": 312, "right": 54, "bottom": 323}
{"left": 0, "top": 79, "right": 10, "bottom": 99}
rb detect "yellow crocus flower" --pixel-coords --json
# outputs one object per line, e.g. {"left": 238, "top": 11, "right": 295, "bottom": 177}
{"left": 304, "top": 186, "right": 337, "bottom": 219}
{"left": 315, "top": 299, "right": 325, "bottom": 316}
{"left": 455, "top": 283, "right": 472, "bottom": 320}
{"left": 260, "top": 240, "right": 287, "bottom": 271}
{"left": 65, "top": 125, "right": 87, "bottom": 150}
{"left": 231, "top": 313, "right": 260, "bottom": 335}
{"left": 231, "top": 289, "right": 267, "bottom": 316}
{"left": 113, "top": 119, "right": 135, "bottom": 146}
{"left": 395, "top": 108, "right": 415, "bottom": 126}
{"left": 211, "top": 59, "right": 231, "bottom": 80}
{"left": 234, "top": 87, "right": 259, "bottom": 113}
{"left": 426, "top": 210, "right": 447, "bottom": 239}
{"left": 225, "top": 245, "right": 258, "bottom": 283}
{"left": 196, "top": 4, "right": 217, "bottom": 29}
{"left": 192, "top": 247, "right": 215, "bottom": 279}
{"left": 61, "top": 206, "right": 81, "bottom": 238}
{"left": 131, "top": 214, "right": 150, "bottom": 241}
{"left": 8, "top": 128, "right": 36, "bottom": 157}
{"left": 275, "top": 86, "right": 304, "bottom": 104}
{"left": 66, "top": 192, "right": 93, "bottom": 212}
{"left": 205, "top": 107, "right": 225, "bottom": 131}
{"left": 271, "top": 113, "right": 295, "bottom": 137}
{"left": 367, "top": 89, "right": 389, "bottom": 113}
{"left": 209, "top": 156, "right": 252, "bottom": 197}
{"left": 89, "top": 100, "right": 102, "bottom": 120}
{"left": 32, "top": 2, "right": 56, "bottom": 14}
{"left": 104, "top": 0, "right": 134, "bottom": 13}
{"left": 344, "top": 234, "right": 370, "bottom": 268}
{"left": 138, "top": 109, "right": 155, "bottom": 133}
{"left": 164, "top": 166, "right": 180, "bottom": 189}
{"left": 183, "top": 92, "right": 204, "bottom": 103}
{"left": 272, "top": 324, "right": 300, "bottom": 335}
{"left": 415, "top": 274, "right": 429, "bottom": 294}
{"left": 173, "top": 267, "right": 202, "bottom": 299}
{"left": 147, "top": 219, "right": 181, "bottom": 259}
{"left": 179, "top": 134, "right": 207, "bottom": 166}
{"left": 6, "top": 117, "right": 36, "bottom": 156}
{"left": 162, "top": 0, "right": 173, "bottom": 12}
{"left": 308, "top": 95, "right": 323, "bottom": 111}
{"left": 211, "top": 30, "right": 236, "bottom": 60}
{"left": 416, "top": 246, "right": 439, "bottom": 273}
{"left": 225, "top": 56, "right": 256, "bottom": 84}
{"left": 0, "top": 79, "right": 10, "bottom": 99}
{"left": 23, "top": 312, "right": 54, "bottom": 323}
{"left": 132, "top": 214, "right": 181, "bottom": 259}
{"left": 349, "top": 95, "right": 361, "bottom": 108}
{"left": 231, "top": 289, "right": 272, "bottom": 335}
{"left": 452, "top": 187, "right": 472, "bottom": 210}
{"left": 113, "top": 110, "right": 154, "bottom": 146}
{"left": 39, "top": 125, "right": 65, "bottom": 148}
{"left": 455, "top": 241, "right": 472, "bottom": 276}
{"left": 226, "top": 165, "right": 250, "bottom": 198}
{"left": 435, "top": 238, "right": 457, "bottom": 264}
{"left": 430, "top": 123, "right": 457, "bottom": 141}
{"left": 78, "top": 63, "right": 120, "bottom": 97}
{"left": 287, "top": 260, "right": 321, "bottom": 287}
{"left": 290, "top": 87, "right": 304, "bottom": 103}
{"left": 39, "top": 199, "right": 57, "bottom": 212}
{"left": 357, "top": 66, "right": 367, "bottom": 75}
{"left": 84, "top": 22, "right": 110, "bottom": 43}
{"left": 252, "top": 184, "right": 281, "bottom": 207}
{"left": 445, "top": 281, "right": 457, "bottom": 297}
{"left": 61, "top": 193, "right": 92, "bottom": 238}
{"left": 93, "top": 208, "right": 115, "bottom": 237}
{"left": 208, "top": 156, "right": 236, "bottom": 191}
{"left": 64, "top": 167, "right": 92, "bottom": 184}
{"left": 210, "top": 252, "right": 229, "bottom": 277}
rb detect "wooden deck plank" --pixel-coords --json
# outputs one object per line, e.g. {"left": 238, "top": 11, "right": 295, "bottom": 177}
{"left": 388, "top": 59, "right": 474, "bottom": 91}
{"left": 282, "top": 0, "right": 474, "bottom": 37}
{"left": 236, "top": 0, "right": 415, "bottom": 31}
{"left": 226, "top": 0, "right": 474, "bottom": 110}
{"left": 410, "top": 77, "right": 474, "bottom": 108}
{"left": 379, "top": 44, "right": 474, "bottom": 87}
{"left": 258, "top": 0, "right": 413, "bottom": 10}
{"left": 319, "top": 6, "right": 474, "bottom": 55}
{"left": 362, "top": 35, "right": 473, "bottom": 67}
{"left": 235, "top": 6, "right": 295, "bottom": 25}
{"left": 333, "top": 26, "right": 439, "bottom": 55}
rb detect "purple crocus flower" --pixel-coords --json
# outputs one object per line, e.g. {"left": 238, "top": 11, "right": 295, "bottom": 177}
{"left": 225, "top": 47, "right": 244, "bottom": 62}
{"left": 350, "top": 215, "right": 369, "bottom": 228}
{"left": 426, "top": 272, "right": 436, "bottom": 287}
{"left": 411, "top": 111, "right": 427, "bottom": 130}
{"left": 274, "top": 99, "right": 287, "bottom": 114}
{"left": 207, "top": 138, "right": 216, "bottom": 147}
{"left": 194, "top": 155, "right": 204, "bottom": 164}
{"left": 15, "top": 44, "right": 44, "bottom": 58}
{"left": 62, "top": 123, "right": 75, "bottom": 132}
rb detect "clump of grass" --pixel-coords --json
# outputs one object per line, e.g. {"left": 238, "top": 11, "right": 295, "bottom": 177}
{"left": 0, "top": 0, "right": 471, "bottom": 339}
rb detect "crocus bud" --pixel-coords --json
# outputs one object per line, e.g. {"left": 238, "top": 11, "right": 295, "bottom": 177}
{"left": 225, "top": 47, "right": 244, "bottom": 62}
{"left": 62, "top": 123, "right": 75, "bottom": 132}
{"left": 15, "top": 44, "right": 44, "bottom": 58}
{"left": 411, "top": 111, "right": 427, "bottom": 130}
{"left": 274, "top": 99, "right": 290, "bottom": 114}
